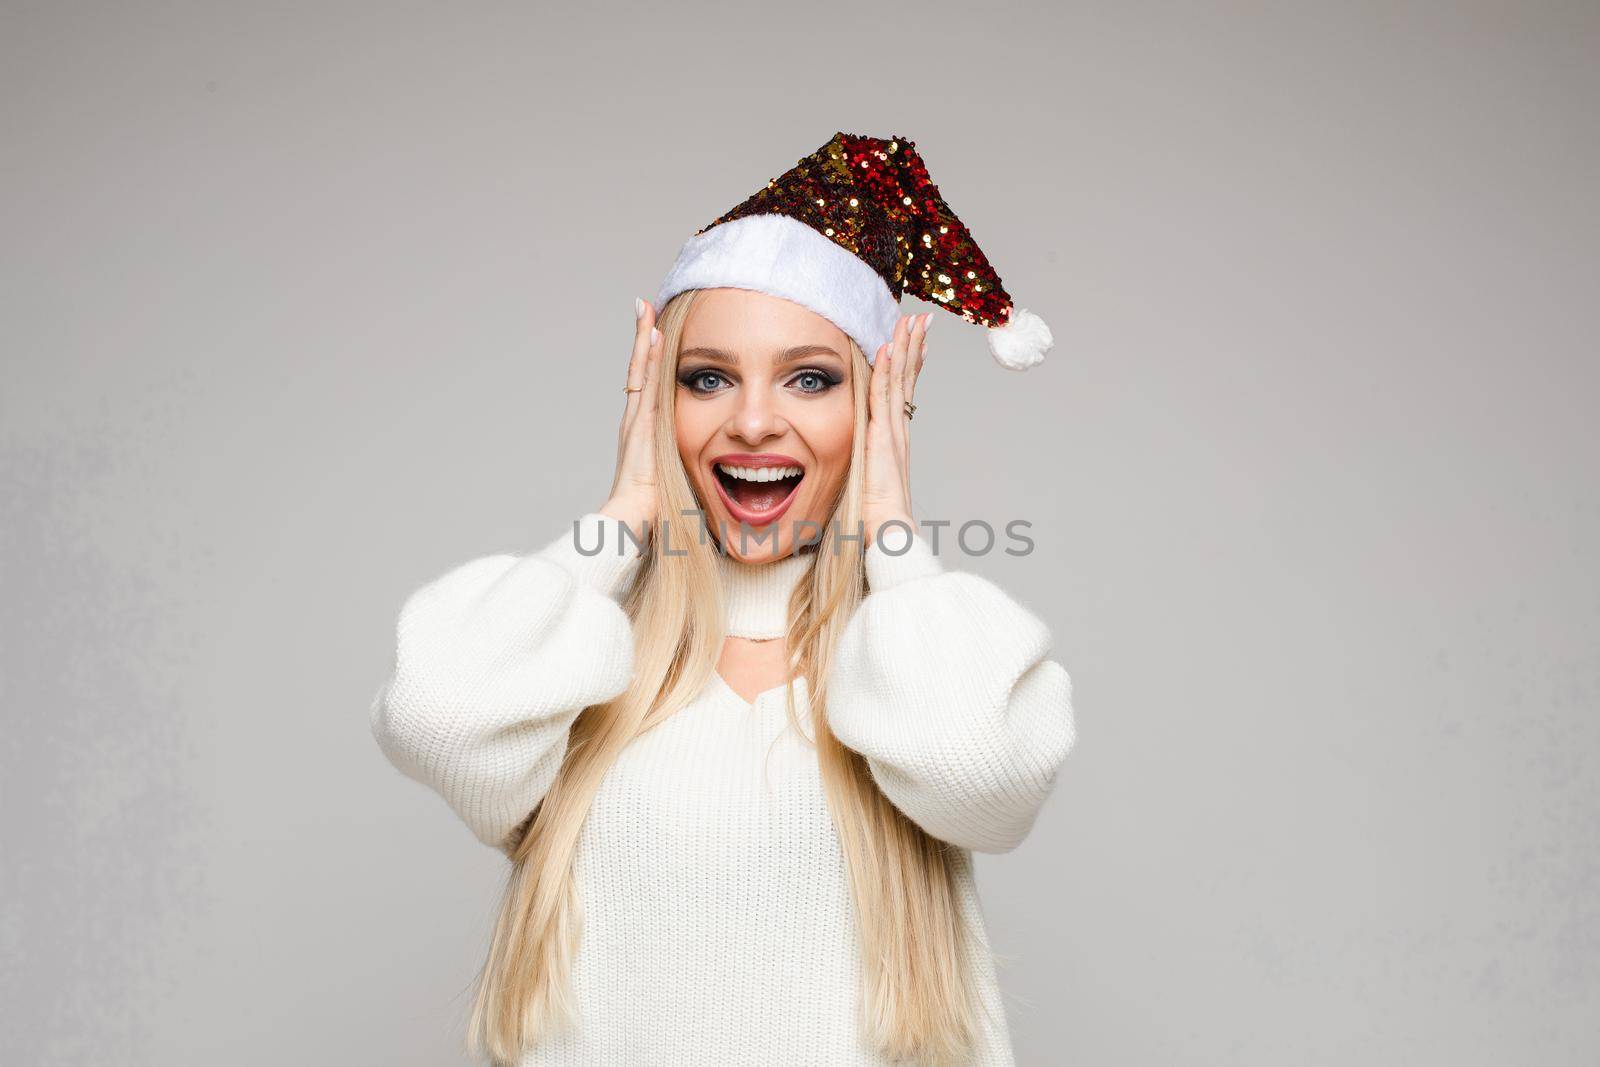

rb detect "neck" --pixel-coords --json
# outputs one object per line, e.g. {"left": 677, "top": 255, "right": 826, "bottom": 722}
{"left": 715, "top": 548, "right": 813, "bottom": 641}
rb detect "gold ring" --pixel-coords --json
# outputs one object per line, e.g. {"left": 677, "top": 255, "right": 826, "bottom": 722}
{"left": 903, "top": 401, "right": 917, "bottom": 420}
{"left": 624, "top": 386, "right": 642, "bottom": 394}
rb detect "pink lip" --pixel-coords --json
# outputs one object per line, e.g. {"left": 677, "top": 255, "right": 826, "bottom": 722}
{"left": 711, "top": 452, "right": 803, "bottom": 468}
{"left": 709, "top": 452, "right": 806, "bottom": 527}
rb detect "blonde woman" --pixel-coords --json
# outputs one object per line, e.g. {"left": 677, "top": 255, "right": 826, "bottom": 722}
{"left": 371, "top": 133, "right": 1075, "bottom": 1067}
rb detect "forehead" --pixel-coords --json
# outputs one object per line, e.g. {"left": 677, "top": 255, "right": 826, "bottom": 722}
{"left": 681, "top": 288, "right": 849, "bottom": 355}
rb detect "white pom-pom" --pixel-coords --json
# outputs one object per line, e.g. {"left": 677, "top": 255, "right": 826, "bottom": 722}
{"left": 986, "top": 307, "right": 1053, "bottom": 370}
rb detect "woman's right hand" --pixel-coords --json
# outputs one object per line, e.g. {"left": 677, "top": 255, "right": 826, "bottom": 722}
{"left": 599, "top": 298, "right": 665, "bottom": 545}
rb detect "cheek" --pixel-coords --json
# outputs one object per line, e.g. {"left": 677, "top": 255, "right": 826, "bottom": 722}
{"left": 675, "top": 403, "right": 716, "bottom": 473}
{"left": 795, "top": 398, "right": 855, "bottom": 493}
{"left": 809, "top": 411, "right": 854, "bottom": 466}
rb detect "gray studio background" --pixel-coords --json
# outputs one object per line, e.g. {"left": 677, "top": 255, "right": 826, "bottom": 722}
{"left": 3, "top": 2, "right": 1596, "bottom": 1064}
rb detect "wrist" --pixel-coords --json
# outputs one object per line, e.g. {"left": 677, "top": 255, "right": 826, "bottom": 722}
{"left": 599, "top": 498, "right": 652, "bottom": 544}
{"left": 865, "top": 521, "right": 944, "bottom": 590}
{"left": 538, "top": 512, "right": 646, "bottom": 600}
{"left": 866, "top": 513, "right": 916, "bottom": 549}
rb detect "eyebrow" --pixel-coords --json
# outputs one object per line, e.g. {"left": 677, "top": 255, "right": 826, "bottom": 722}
{"left": 678, "top": 344, "right": 844, "bottom": 367}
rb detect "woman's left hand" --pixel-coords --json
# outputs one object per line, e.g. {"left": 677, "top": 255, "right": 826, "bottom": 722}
{"left": 862, "top": 312, "right": 931, "bottom": 549}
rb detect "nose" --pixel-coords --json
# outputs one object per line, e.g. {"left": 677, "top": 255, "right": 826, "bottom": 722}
{"left": 725, "top": 382, "right": 788, "bottom": 446}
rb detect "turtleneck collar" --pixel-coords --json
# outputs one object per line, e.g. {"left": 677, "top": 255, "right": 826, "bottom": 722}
{"left": 714, "top": 547, "right": 814, "bottom": 640}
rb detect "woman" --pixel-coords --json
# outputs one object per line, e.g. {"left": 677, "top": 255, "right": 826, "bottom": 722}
{"left": 371, "top": 133, "right": 1076, "bottom": 1067}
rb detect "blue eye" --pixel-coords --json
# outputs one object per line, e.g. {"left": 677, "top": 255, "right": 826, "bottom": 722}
{"left": 681, "top": 370, "right": 728, "bottom": 394}
{"left": 790, "top": 369, "right": 840, "bottom": 394}
{"left": 680, "top": 367, "right": 840, "bottom": 396}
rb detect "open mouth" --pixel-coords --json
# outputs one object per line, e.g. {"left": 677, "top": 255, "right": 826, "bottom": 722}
{"left": 712, "top": 461, "right": 805, "bottom": 524}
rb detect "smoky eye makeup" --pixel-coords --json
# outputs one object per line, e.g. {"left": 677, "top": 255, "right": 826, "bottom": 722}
{"left": 788, "top": 367, "right": 844, "bottom": 394}
{"left": 678, "top": 364, "right": 844, "bottom": 396}
{"left": 678, "top": 368, "right": 729, "bottom": 394}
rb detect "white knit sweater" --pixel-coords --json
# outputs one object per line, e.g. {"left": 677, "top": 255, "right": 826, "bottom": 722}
{"left": 371, "top": 512, "right": 1077, "bottom": 1066}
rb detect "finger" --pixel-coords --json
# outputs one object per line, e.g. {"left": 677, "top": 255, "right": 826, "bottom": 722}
{"left": 888, "top": 313, "right": 911, "bottom": 425}
{"left": 916, "top": 312, "right": 932, "bottom": 402}
{"left": 903, "top": 312, "right": 927, "bottom": 401}
{"left": 869, "top": 342, "right": 892, "bottom": 428}
{"left": 876, "top": 347, "right": 889, "bottom": 447}
{"left": 624, "top": 298, "right": 655, "bottom": 413}
{"left": 631, "top": 323, "right": 664, "bottom": 438}
{"left": 884, "top": 313, "right": 910, "bottom": 409}
{"left": 627, "top": 299, "right": 653, "bottom": 383}
{"left": 887, "top": 317, "right": 908, "bottom": 465}
{"left": 884, "top": 318, "right": 908, "bottom": 404}
{"left": 901, "top": 314, "right": 926, "bottom": 497}
{"left": 615, "top": 325, "right": 663, "bottom": 508}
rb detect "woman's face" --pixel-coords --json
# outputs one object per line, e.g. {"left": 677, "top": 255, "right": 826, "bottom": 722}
{"left": 675, "top": 288, "right": 855, "bottom": 563}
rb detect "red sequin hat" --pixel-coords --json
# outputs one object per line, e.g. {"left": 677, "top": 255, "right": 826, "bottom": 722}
{"left": 655, "top": 132, "right": 1053, "bottom": 371}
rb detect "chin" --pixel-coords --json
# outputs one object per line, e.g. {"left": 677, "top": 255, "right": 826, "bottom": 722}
{"left": 699, "top": 500, "right": 819, "bottom": 562}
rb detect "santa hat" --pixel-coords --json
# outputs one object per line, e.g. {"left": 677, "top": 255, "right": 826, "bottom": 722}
{"left": 654, "top": 132, "right": 1053, "bottom": 371}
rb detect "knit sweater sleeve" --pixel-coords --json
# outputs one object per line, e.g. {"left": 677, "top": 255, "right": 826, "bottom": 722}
{"left": 827, "top": 530, "right": 1077, "bottom": 854}
{"left": 369, "top": 511, "right": 643, "bottom": 850}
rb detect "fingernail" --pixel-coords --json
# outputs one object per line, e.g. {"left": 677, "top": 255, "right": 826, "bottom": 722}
{"left": 922, "top": 312, "right": 934, "bottom": 333}
{"left": 635, "top": 297, "right": 646, "bottom": 319}
{"left": 650, "top": 326, "right": 661, "bottom": 347}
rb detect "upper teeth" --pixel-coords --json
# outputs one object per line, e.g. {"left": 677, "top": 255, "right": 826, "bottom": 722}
{"left": 718, "top": 463, "right": 802, "bottom": 482}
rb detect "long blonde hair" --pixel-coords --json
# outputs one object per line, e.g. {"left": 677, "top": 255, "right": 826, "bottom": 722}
{"left": 469, "top": 289, "right": 982, "bottom": 1066}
